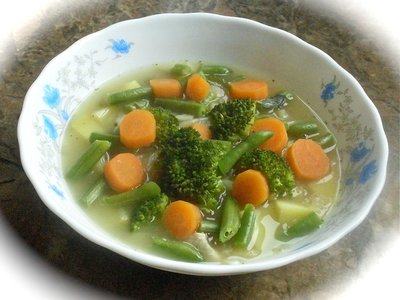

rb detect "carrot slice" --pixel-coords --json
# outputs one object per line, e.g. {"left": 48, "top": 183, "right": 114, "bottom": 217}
{"left": 150, "top": 79, "right": 183, "bottom": 98}
{"left": 104, "top": 153, "right": 145, "bottom": 192}
{"left": 162, "top": 200, "right": 201, "bottom": 240}
{"left": 286, "top": 139, "right": 330, "bottom": 181}
{"left": 119, "top": 109, "right": 156, "bottom": 148}
{"left": 251, "top": 118, "right": 288, "bottom": 153}
{"left": 190, "top": 123, "right": 212, "bottom": 140}
{"left": 232, "top": 169, "right": 269, "bottom": 207}
{"left": 230, "top": 79, "right": 268, "bottom": 100}
{"left": 186, "top": 73, "right": 210, "bottom": 102}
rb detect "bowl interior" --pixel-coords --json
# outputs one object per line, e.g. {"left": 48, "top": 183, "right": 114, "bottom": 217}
{"left": 18, "top": 13, "right": 388, "bottom": 275}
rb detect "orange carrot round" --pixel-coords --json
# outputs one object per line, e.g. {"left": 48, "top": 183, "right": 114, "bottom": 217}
{"left": 190, "top": 123, "right": 212, "bottom": 140}
{"left": 104, "top": 153, "right": 145, "bottom": 192}
{"left": 286, "top": 139, "right": 330, "bottom": 181}
{"left": 162, "top": 200, "right": 201, "bottom": 240}
{"left": 150, "top": 78, "right": 183, "bottom": 98}
{"left": 119, "top": 109, "right": 156, "bottom": 148}
{"left": 251, "top": 118, "right": 288, "bottom": 153}
{"left": 230, "top": 79, "right": 268, "bottom": 100}
{"left": 186, "top": 73, "right": 210, "bottom": 102}
{"left": 232, "top": 169, "right": 269, "bottom": 207}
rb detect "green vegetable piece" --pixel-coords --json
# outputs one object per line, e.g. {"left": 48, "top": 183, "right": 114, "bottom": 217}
{"left": 198, "top": 220, "right": 219, "bottom": 233}
{"left": 208, "top": 99, "right": 257, "bottom": 142}
{"left": 107, "top": 86, "right": 152, "bottom": 105}
{"left": 103, "top": 181, "right": 161, "bottom": 207}
{"left": 268, "top": 200, "right": 313, "bottom": 225}
{"left": 236, "top": 149, "right": 296, "bottom": 197}
{"left": 218, "top": 130, "right": 273, "bottom": 175}
{"left": 89, "top": 132, "right": 120, "bottom": 146}
{"left": 201, "top": 65, "right": 232, "bottom": 75}
{"left": 171, "top": 63, "right": 192, "bottom": 78}
{"left": 130, "top": 193, "right": 169, "bottom": 231}
{"left": 146, "top": 106, "right": 179, "bottom": 146}
{"left": 219, "top": 196, "right": 241, "bottom": 243}
{"left": 66, "top": 140, "right": 111, "bottom": 179}
{"left": 123, "top": 99, "right": 150, "bottom": 111}
{"left": 152, "top": 236, "right": 204, "bottom": 262}
{"left": 313, "top": 132, "right": 336, "bottom": 149}
{"left": 275, "top": 212, "right": 323, "bottom": 242}
{"left": 80, "top": 176, "right": 107, "bottom": 207}
{"left": 153, "top": 98, "right": 206, "bottom": 117}
{"left": 234, "top": 204, "right": 256, "bottom": 247}
{"left": 287, "top": 121, "right": 319, "bottom": 137}
{"left": 257, "top": 92, "right": 294, "bottom": 111}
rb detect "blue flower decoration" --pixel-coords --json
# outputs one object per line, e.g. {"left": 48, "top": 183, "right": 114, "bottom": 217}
{"left": 60, "top": 110, "right": 69, "bottom": 121}
{"left": 321, "top": 81, "right": 337, "bottom": 102}
{"left": 359, "top": 160, "right": 377, "bottom": 184}
{"left": 350, "top": 142, "right": 370, "bottom": 163}
{"left": 49, "top": 184, "right": 64, "bottom": 198}
{"left": 43, "top": 85, "right": 61, "bottom": 109}
{"left": 111, "top": 39, "right": 132, "bottom": 54}
{"left": 43, "top": 115, "right": 58, "bottom": 140}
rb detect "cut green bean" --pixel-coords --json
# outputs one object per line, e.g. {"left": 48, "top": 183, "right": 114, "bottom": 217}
{"left": 171, "top": 63, "right": 192, "bottom": 78}
{"left": 153, "top": 98, "right": 206, "bottom": 117}
{"left": 107, "top": 86, "right": 152, "bottom": 105}
{"left": 152, "top": 236, "right": 204, "bottom": 262}
{"left": 103, "top": 181, "right": 161, "bottom": 207}
{"left": 219, "top": 196, "right": 241, "bottom": 243}
{"left": 198, "top": 220, "right": 219, "bottom": 233}
{"left": 312, "top": 132, "right": 336, "bottom": 149}
{"left": 80, "top": 176, "right": 107, "bottom": 206}
{"left": 287, "top": 121, "right": 319, "bottom": 137}
{"left": 89, "top": 132, "right": 120, "bottom": 146}
{"left": 66, "top": 140, "right": 111, "bottom": 179}
{"left": 201, "top": 65, "right": 232, "bottom": 75}
{"left": 218, "top": 131, "right": 273, "bottom": 175}
{"left": 275, "top": 212, "right": 323, "bottom": 242}
{"left": 234, "top": 204, "right": 256, "bottom": 247}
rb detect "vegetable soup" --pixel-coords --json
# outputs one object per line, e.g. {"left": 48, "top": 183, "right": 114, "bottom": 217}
{"left": 62, "top": 62, "right": 341, "bottom": 263}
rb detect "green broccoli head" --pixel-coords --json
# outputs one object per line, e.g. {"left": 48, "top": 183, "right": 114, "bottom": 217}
{"left": 146, "top": 107, "right": 179, "bottom": 146}
{"left": 158, "top": 127, "right": 224, "bottom": 210}
{"left": 237, "top": 149, "right": 296, "bottom": 197}
{"left": 208, "top": 99, "right": 256, "bottom": 142}
{"left": 130, "top": 193, "right": 169, "bottom": 232}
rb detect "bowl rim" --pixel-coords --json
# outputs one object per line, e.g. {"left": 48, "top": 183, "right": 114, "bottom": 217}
{"left": 18, "top": 12, "right": 389, "bottom": 275}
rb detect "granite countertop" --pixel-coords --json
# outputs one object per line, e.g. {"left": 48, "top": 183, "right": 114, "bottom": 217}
{"left": 0, "top": 1, "right": 399, "bottom": 299}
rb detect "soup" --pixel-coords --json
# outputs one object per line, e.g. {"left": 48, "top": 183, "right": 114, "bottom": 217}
{"left": 62, "top": 62, "right": 340, "bottom": 263}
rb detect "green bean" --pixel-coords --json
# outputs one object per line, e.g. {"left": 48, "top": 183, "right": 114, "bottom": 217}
{"left": 107, "top": 86, "right": 152, "bottom": 105}
{"left": 152, "top": 236, "right": 204, "bottom": 262}
{"left": 171, "top": 63, "right": 192, "bottom": 78}
{"left": 287, "top": 121, "right": 319, "bottom": 137}
{"left": 275, "top": 212, "right": 323, "bottom": 242}
{"left": 312, "top": 132, "right": 336, "bottom": 149}
{"left": 66, "top": 140, "right": 111, "bottom": 179}
{"left": 153, "top": 98, "right": 206, "bottom": 117}
{"left": 89, "top": 132, "right": 120, "bottom": 146}
{"left": 234, "top": 204, "right": 256, "bottom": 247}
{"left": 198, "top": 220, "right": 219, "bottom": 233}
{"left": 103, "top": 181, "right": 161, "bottom": 207}
{"left": 219, "top": 196, "right": 241, "bottom": 243}
{"left": 218, "top": 131, "right": 273, "bottom": 175}
{"left": 201, "top": 65, "right": 232, "bottom": 75}
{"left": 80, "top": 176, "right": 107, "bottom": 206}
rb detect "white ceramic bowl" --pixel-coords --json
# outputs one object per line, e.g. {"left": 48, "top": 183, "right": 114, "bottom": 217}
{"left": 18, "top": 13, "right": 388, "bottom": 275}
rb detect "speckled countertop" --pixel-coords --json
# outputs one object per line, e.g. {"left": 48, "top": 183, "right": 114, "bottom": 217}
{"left": 0, "top": 1, "right": 399, "bottom": 299}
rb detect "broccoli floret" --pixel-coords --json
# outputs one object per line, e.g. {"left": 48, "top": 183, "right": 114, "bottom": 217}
{"left": 237, "top": 149, "right": 296, "bottom": 197}
{"left": 208, "top": 99, "right": 256, "bottom": 142}
{"left": 130, "top": 193, "right": 169, "bottom": 232}
{"left": 147, "top": 107, "right": 179, "bottom": 146}
{"left": 158, "top": 127, "right": 225, "bottom": 210}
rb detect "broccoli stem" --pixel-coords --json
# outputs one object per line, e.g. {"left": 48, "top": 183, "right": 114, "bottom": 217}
{"left": 218, "top": 131, "right": 273, "bottom": 175}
